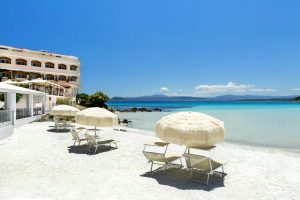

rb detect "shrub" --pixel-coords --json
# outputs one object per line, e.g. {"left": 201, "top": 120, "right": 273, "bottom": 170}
{"left": 88, "top": 91, "right": 109, "bottom": 108}
{"left": 76, "top": 91, "right": 109, "bottom": 108}
{"left": 16, "top": 93, "right": 22, "bottom": 103}
{"left": 56, "top": 97, "right": 73, "bottom": 105}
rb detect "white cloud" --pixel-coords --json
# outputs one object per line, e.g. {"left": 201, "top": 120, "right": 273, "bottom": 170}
{"left": 249, "top": 88, "right": 278, "bottom": 92}
{"left": 195, "top": 82, "right": 254, "bottom": 95}
{"left": 194, "top": 82, "right": 278, "bottom": 96}
{"left": 160, "top": 87, "right": 169, "bottom": 93}
{"left": 292, "top": 88, "right": 300, "bottom": 91}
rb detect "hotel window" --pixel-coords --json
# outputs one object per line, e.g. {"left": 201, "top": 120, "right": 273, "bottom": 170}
{"left": 1, "top": 72, "right": 9, "bottom": 77}
{"left": 70, "top": 65, "right": 77, "bottom": 71}
{"left": 31, "top": 60, "right": 41, "bottom": 67}
{"left": 58, "top": 75, "right": 66, "bottom": 81}
{"left": 45, "top": 75, "right": 54, "bottom": 80}
{"left": 16, "top": 59, "right": 27, "bottom": 65}
{"left": 69, "top": 76, "right": 77, "bottom": 82}
{"left": 58, "top": 64, "right": 67, "bottom": 70}
{"left": 0, "top": 57, "right": 11, "bottom": 64}
{"left": 15, "top": 73, "right": 27, "bottom": 78}
{"left": 30, "top": 74, "right": 41, "bottom": 79}
{"left": 45, "top": 62, "right": 54, "bottom": 68}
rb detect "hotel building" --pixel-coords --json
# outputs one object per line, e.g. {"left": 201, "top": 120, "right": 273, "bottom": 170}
{"left": 0, "top": 45, "right": 80, "bottom": 99}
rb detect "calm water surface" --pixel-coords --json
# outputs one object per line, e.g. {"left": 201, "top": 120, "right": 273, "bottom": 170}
{"left": 108, "top": 101, "right": 300, "bottom": 149}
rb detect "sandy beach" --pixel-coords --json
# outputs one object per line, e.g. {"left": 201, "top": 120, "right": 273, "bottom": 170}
{"left": 0, "top": 122, "right": 299, "bottom": 200}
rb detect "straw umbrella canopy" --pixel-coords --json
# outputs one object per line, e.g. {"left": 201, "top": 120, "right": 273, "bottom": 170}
{"left": 2, "top": 79, "right": 17, "bottom": 84}
{"left": 51, "top": 105, "right": 80, "bottom": 116}
{"left": 19, "top": 80, "right": 30, "bottom": 84}
{"left": 29, "top": 78, "right": 61, "bottom": 87}
{"left": 156, "top": 112, "right": 224, "bottom": 149}
{"left": 75, "top": 107, "right": 118, "bottom": 128}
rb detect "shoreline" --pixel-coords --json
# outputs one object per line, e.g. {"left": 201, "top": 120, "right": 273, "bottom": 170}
{"left": 120, "top": 126, "right": 300, "bottom": 154}
{"left": 224, "top": 139, "right": 300, "bottom": 153}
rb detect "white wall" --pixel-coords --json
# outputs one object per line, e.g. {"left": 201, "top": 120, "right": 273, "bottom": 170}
{"left": 14, "top": 115, "right": 44, "bottom": 128}
{"left": 0, "top": 125, "right": 14, "bottom": 140}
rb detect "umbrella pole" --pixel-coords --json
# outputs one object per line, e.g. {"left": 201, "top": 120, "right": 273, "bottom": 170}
{"left": 94, "top": 125, "right": 96, "bottom": 136}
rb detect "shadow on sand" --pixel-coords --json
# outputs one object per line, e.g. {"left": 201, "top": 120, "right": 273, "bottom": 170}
{"left": 141, "top": 165, "right": 226, "bottom": 191}
{"left": 47, "top": 125, "right": 76, "bottom": 133}
{"left": 68, "top": 141, "right": 117, "bottom": 155}
{"left": 47, "top": 128, "right": 71, "bottom": 133}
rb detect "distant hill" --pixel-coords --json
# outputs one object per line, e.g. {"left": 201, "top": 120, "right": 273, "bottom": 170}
{"left": 110, "top": 94, "right": 206, "bottom": 101}
{"left": 208, "top": 94, "right": 295, "bottom": 101}
{"left": 109, "top": 94, "right": 298, "bottom": 102}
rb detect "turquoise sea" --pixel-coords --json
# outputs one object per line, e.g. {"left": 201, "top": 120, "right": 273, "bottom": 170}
{"left": 107, "top": 101, "right": 300, "bottom": 150}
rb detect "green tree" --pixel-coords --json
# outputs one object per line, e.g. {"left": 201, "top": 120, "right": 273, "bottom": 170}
{"left": 294, "top": 96, "right": 300, "bottom": 101}
{"left": 76, "top": 93, "right": 89, "bottom": 106}
{"left": 88, "top": 91, "right": 109, "bottom": 108}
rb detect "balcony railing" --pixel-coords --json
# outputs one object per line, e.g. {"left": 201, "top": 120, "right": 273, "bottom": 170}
{"left": 16, "top": 108, "right": 30, "bottom": 119}
{"left": 0, "top": 110, "right": 13, "bottom": 127}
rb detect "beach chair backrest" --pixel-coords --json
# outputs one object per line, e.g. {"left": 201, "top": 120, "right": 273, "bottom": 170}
{"left": 85, "top": 134, "right": 97, "bottom": 146}
{"left": 144, "top": 151, "right": 166, "bottom": 163}
{"left": 75, "top": 128, "right": 86, "bottom": 134}
{"left": 71, "top": 130, "right": 80, "bottom": 140}
{"left": 184, "top": 153, "right": 211, "bottom": 172}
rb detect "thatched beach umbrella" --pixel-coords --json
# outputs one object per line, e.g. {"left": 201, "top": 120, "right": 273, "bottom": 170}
{"left": 51, "top": 105, "right": 80, "bottom": 116}
{"left": 75, "top": 107, "right": 118, "bottom": 129}
{"left": 156, "top": 112, "right": 224, "bottom": 149}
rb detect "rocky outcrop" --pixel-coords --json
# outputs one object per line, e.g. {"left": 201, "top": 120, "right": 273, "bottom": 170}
{"left": 118, "top": 118, "right": 132, "bottom": 125}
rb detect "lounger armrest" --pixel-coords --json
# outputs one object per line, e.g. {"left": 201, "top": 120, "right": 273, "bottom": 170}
{"left": 187, "top": 146, "right": 216, "bottom": 151}
{"left": 96, "top": 139, "right": 119, "bottom": 145}
{"left": 166, "top": 153, "right": 182, "bottom": 158}
{"left": 144, "top": 142, "right": 170, "bottom": 147}
{"left": 213, "top": 160, "right": 226, "bottom": 166}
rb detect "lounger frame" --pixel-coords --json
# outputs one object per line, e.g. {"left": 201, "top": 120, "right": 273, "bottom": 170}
{"left": 85, "top": 134, "right": 119, "bottom": 153}
{"left": 183, "top": 153, "right": 225, "bottom": 185}
{"left": 143, "top": 142, "right": 182, "bottom": 172}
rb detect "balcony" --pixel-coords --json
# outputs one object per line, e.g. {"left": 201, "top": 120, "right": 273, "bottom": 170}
{"left": 16, "top": 108, "right": 30, "bottom": 119}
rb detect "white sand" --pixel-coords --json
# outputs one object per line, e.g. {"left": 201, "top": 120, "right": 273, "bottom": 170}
{"left": 0, "top": 122, "right": 299, "bottom": 200}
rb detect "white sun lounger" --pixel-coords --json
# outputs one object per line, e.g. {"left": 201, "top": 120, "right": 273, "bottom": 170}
{"left": 71, "top": 129, "right": 87, "bottom": 146}
{"left": 85, "top": 134, "right": 119, "bottom": 153}
{"left": 143, "top": 142, "right": 182, "bottom": 172}
{"left": 183, "top": 153, "right": 226, "bottom": 185}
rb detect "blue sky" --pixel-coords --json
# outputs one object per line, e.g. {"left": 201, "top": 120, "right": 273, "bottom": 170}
{"left": 1, "top": 0, "right": 300, "bottom": 97}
